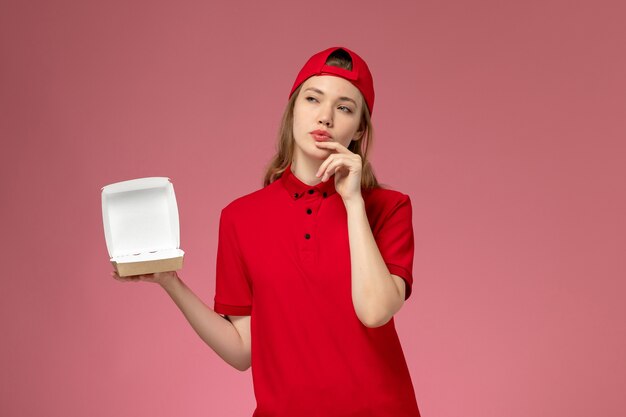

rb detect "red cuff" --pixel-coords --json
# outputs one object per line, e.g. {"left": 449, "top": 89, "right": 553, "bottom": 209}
{"left": 214, "top": 301, "right": 252, "bottom": 316}
{"left": 386, "top": 264, "right": 413, "bottom": 300}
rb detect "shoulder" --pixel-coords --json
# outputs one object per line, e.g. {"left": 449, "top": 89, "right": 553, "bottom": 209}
{"left": 362, "top": 186, "right": 413, "bottom": 232}
{"left": 221, "top": 180, "right": 282, "bottom": 218}
{"left": 362, "top": 186, "right": 412, "bottom": 214}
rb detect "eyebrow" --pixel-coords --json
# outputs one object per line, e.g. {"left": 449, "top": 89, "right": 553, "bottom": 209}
{"left": 304, "top": 87, "right": 359, "bottom": 108}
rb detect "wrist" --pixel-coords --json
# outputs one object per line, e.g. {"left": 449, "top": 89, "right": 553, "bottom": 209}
{"left": 160, "top": 273, "right": 182, "bottom": 293}
{"left": 343, "top": 195, "right": 365, "bottom": 210}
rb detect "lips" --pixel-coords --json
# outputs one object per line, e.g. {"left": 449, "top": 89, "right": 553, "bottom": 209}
{"left": 310, "top": 130, "right": 332, "bottom": 142}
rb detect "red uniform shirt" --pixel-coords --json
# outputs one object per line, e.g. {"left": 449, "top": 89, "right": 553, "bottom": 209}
{"left": 213, "top": 163, "right": 421, "bottom": 417}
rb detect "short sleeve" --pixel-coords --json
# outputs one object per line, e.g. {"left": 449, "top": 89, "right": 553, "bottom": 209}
{"left": 213, "top": 207, "right": 253, "bottom": 316}
{"left": 374, "top": 194, "right": 415, "bottom": 301}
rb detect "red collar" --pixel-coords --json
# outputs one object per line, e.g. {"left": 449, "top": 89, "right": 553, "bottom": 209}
{"left": 280, "top": 163, "right": 337, "bottom": 200}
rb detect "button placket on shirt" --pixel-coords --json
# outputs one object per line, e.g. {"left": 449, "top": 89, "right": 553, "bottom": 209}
{"left": 298, "top": 188, "right": 324, "bottom": 264}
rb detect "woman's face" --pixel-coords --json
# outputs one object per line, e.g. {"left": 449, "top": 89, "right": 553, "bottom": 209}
{"left": 292, "top": 75, "right": 364, "bottom": 165}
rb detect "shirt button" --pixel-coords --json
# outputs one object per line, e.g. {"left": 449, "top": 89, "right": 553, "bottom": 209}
{"left": 304, "top": 233, "right": 311, "bottom": 239}
{"left": 308, "top": 189, "right": 314, "bottom": 194}
{"left": 294, "top": 193, "right": 299, "bottom": 198}
{"left": 306, "top": 208, "right": 312, "bottom": 215}
{"left": 322, "top": 192, "right": 328, "bottom": 198}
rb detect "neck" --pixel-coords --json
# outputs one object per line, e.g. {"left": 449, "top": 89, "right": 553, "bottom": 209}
{"left": 291, "top": 157, "right": 324, "bottom": 186}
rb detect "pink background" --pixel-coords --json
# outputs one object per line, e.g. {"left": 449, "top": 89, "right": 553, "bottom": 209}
{"left": 1, "top": 0, "right": 624, "bottom": 416}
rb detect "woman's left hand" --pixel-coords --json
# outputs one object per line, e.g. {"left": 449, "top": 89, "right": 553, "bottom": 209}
{"left": 314, "top": 141, "right": 363, "bottom": 203}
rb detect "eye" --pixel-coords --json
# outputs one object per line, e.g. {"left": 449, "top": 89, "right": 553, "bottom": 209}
{"left": 338, "top": 105, "right": 353, "bottom": 113}
{"left": 305, "top": 96, "right": 318, "bottom": 103}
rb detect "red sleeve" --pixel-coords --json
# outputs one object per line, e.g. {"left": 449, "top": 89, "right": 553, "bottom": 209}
{"left": 374, "top": 193, "right": 415, "bottom": 301}
{"left": 213, "top": 207, "right": 253, "bottom": 316}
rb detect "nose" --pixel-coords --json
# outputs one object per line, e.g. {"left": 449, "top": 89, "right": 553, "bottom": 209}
{"left": 318, "top": 105, "right": 333, "bottom": 127}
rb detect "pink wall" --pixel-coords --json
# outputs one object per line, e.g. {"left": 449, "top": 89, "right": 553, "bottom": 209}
{"left": 1, "top": 0, "right": 624, "bottom": 416}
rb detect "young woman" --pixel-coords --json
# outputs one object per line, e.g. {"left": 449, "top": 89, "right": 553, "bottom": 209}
{"left": 113, "top": 46, "right": 421, "bottom": 417}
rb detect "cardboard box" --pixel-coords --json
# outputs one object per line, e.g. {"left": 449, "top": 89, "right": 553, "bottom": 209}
{"left": 101, "top": 177, "right": 184, "bottom": 277}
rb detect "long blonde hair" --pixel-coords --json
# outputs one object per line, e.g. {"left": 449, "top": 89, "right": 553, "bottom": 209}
{"left": 263, "top": 50, "right": 381, "bottom": 189}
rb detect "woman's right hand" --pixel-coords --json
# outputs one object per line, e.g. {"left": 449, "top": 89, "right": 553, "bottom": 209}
{"left": 111, "top": 270, "right": 179, "bottom": 288}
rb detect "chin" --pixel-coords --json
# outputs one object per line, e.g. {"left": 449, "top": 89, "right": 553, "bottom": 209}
{"left": 293, "top": 138, "right": 329, "bottom": 162}
{"left": 312, "top": 144, "right": 331, "bottom": 156}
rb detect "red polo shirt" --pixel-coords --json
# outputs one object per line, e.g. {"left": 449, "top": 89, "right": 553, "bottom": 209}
{"left": 213, "top": 163, "right": 420, "bottom": 417}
